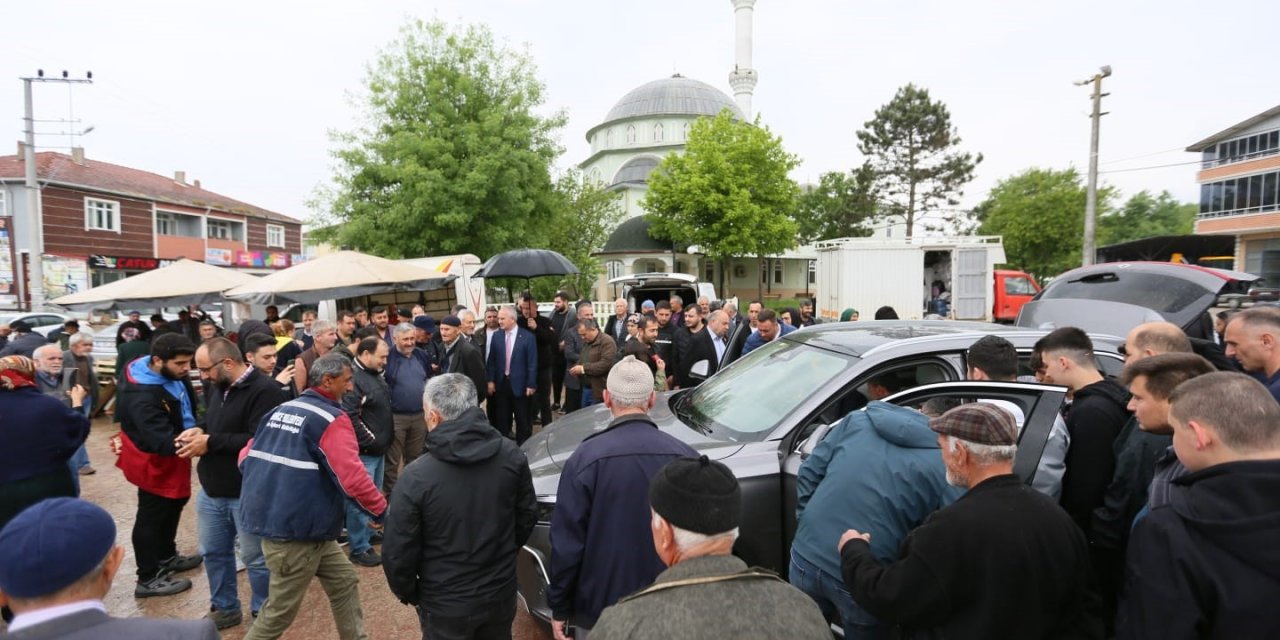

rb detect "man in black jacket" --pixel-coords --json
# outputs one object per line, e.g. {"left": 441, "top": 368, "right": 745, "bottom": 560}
{"left": 438, "top": 315, "right": 487, "bottom": 402}
{"left": 840, "top": 404, "right": 1102, "bottom": 639}
{"left": 178, "top": 338, "right": 288, "bottom": 629}
{"left": 342, "top": 337, "right": 394, "bottom": 567}
{"left": 1119, "top": 372, "right": 1280, "bottom": 639}
{"left": 521, "top": 294, "right": 557, "bottom": 427}
{"left": 382, "top": 373, "right": 537, "bottom": 640}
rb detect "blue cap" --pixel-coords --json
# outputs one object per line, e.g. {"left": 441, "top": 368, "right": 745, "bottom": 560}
{"left": 640, "top": 300, "right": 656, "bottom": 310}
{"left": 413, "top": 315, "right": 437, "bottom": 332}
{"left": 0, "top": 498, "right": 116, "bottom": 598}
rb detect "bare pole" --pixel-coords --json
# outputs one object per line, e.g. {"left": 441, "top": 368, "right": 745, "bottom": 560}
{"left": 18, "top": 71, "right": 92, "bottom": 310}
{"left": 1078, "top": 65, "right": 1111, "bottom": 267}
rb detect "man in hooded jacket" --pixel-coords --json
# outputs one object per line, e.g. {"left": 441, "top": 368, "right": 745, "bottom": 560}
{"left": 382, "top": 373, "right": 537, "bottom": 640}
{"left": 791, "top": 400, "right": 963, "bottom": 638}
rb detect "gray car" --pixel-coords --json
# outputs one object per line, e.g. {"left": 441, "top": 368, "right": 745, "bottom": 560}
{"left": 515, "top": 320, "right": 1125, "bottom": 624}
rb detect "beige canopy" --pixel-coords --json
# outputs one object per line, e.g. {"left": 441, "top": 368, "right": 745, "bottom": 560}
{"left": 50, "top": 258, "right": 259, "bottom": 311}
{"left": 221, "top": 250, "right": 456, "bottom": 305}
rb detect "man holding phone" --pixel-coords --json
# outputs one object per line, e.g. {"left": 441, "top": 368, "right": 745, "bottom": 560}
{"left": 242, "top": 334, "right": 296, "bottom": 397}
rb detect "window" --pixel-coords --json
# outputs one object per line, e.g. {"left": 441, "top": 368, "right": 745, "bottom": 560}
{"left": 0, "top": 191, "right": 6, "bottom": 217}
{"left": 606, "top": 260, "right": 624, "bottom": 280}
{"left": 1212, "top": 128, "right": 1280, "bottom": 166}
{"left": 704, "top": 261, "right": 715, "bottom": 282}
{"left": 156, "top": 212, "right": 175, "bottom": 236}
{"left": 654, "top": 123, "right": 664, "bottom": 142}
{"left": 682, "top": 122, "right": 691, "bottom": 140}
{"left": 208, "top": 219, "right": 236, "bottom": 240}
{"left": 85, "top": 198, "right": 120, "bottom": 232}
{"left": 626, "top": 125, "right": 636, "bottom": 144}
{"left": 1004, "top": 276, "right": 1038, "bottom": 295}
{"left": 760, "top": 260, "right": 769, "bottom": 284}
{"left": 773, "top": 260, "right": 784, "bottom": 284}
{"left": 808, "top": 260, "right": 816, "bottom": 284}
{"left": 605, "top": 129, "right": 614, "bottom": 148}
{"left": 267, "top": 224, "right": 285, "bottom": 248}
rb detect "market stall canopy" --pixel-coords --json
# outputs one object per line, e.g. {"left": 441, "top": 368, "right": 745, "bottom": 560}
{"left": 222, "top": 250, "right": 455, "bottom": 305}
{"left": 472, "top": 248, "right": 579, "bottom": 279}
{"left": 50, "top": 258, "right": 259, "bottom": 311}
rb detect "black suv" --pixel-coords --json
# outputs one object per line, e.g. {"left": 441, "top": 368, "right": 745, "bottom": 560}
{"left": 516, "top": 321, "right": 1124, "bottom": 623}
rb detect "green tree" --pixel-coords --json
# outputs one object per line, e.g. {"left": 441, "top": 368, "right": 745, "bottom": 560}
{"left": 1098, "top": 190, "right": 1196, "bottom": 246}
{"left": 795, "top": 164, "right": 878, "bottom": 243}
{"left": 643, "top": 111, "right": 801, "bottom": 299}
{"left": 977, "top": 168, "right": 1116, "bottom": 278}
{"left": 311, "top": 19, "right": 566, "bottom": 259}
{"left": 857, "top": 84, "right": 982, "bottom": 238}
{"left": 540, "top": 171, "right": 624, "bottom": 298}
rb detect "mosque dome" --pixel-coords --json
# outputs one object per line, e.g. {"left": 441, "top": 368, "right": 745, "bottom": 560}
{"left": 603, "top": 75, "right": 743, "bottom": 124}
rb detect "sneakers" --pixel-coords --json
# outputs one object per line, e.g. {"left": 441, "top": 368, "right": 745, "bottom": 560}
{"left": 78, "top": 465, "right": 96, "bottom": 476}
{"left": 160, "top": 553, "right": 203, "bottom": 574}
{"left": 349, "top": 549, "right": 382, "bottom": 567}
{"left": 135, "top": 574, "right": 193, "bottom": 598}
{"left": 205, "top": 607, "right": 243, "bottom": 630}
{"left": 369, "top": 531, "right": 384, "bottom": 545}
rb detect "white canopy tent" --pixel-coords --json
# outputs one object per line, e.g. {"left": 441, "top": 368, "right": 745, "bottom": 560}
{"left": 50, "top": 259, "right": 259, "bottom": 311}
{"left": 221, "top": 250, "right": 456, "bottom": 305}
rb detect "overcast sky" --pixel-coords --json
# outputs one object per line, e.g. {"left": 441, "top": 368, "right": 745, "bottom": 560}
{"left": 3, "top": 0, "right": 1276, "bottom": 226}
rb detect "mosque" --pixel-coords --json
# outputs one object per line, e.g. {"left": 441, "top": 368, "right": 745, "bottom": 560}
{"left": 584, "top": 0, "right": 819, "bottom": 303}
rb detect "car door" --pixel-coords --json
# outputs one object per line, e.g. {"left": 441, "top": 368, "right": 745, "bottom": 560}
{"left": 779, "top": 381, "right": 1066, "bottom": 572}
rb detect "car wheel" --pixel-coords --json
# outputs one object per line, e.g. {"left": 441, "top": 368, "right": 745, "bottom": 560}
{"left": 1229, "top": 298, "right": 1242, "bottom": 309}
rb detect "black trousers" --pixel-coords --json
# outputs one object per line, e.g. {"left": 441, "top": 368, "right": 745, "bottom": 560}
{"left": 416, "top": 595, "right": 515, "bottom": 640}
{"left": 134, "top": 488, "right": 189, "bottom": 580}
{"left": 491, "top": 380, "right": 533, "bottom": 445}
{"left": 551, "top": 354, "right": 567, "bottom": 407}
{"left": 563, "top": 384, "right": 583, "bottom": 414}
{"left": 534, "top": 367, "right": 554, "bottom": 426}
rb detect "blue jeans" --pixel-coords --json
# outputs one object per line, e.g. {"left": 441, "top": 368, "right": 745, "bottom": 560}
{"left": 66, "top": 398, "right": 93, "bottom": 495}
{"left": 581, "top": 388, "right": 594, "bottom": 407}
{"left": 344, "top": 454, "right": 385, "bottom": 555}
{"left": 196, "top": 490, "right": 268, "bottom": 614}
{"left": 789, "top": 551, "right": 886, "bottom": 639}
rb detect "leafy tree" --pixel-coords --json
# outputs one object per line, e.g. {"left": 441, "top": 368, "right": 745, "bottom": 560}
{"left": 311, "top": 19, "right": 566, "bottom": 259}
{"left": 795, "top": 164, "right": 878, "bottom": 243}
{"left": 977, "top": 168, "right": 1116, "bottom": 278}
{"left": 540, "top": 171, "right": 624, "bottom": 298}
{"left": 857, "top": 84, "right": 982, "bottom": 238}
{"left": 1098, "top": 190, "right": 1196, "bottom": 246}
{"left": 643, "top": 111, "right": 801, "bottom": 299}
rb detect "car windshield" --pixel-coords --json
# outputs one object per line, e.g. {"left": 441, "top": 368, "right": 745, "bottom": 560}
{"left": 1039, "top": 272, "right": 1210, "bottom": 314}
{"left": 675, "top": 339, "right": 858, "bottom": 443}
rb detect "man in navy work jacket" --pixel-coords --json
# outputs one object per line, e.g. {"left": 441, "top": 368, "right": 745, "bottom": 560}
{"left": 486, "top": 306, "right": 539, "bottom": 444}
{"left": 547, "top": 355, "right": 697, "bottom": 640}
{"left": 237, "top": 353, "right": 388, "bottom": 640}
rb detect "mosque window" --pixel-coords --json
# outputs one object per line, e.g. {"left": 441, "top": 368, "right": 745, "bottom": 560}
{"left": 606, "top": 129, "right": 614, "bottom": 148}
{"left": 626, "top": 125, "right": 636, "bottom": 144}
{"left": 654, "top": 123, "right": 664, "bottom": 143}
{"left": 682, "top": 122, "right": 691, "bottom": 140}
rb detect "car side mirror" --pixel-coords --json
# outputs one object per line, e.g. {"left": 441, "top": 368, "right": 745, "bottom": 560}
{"left": 796, "top": 423, "right": 832, "bottom": 459}
{"left": 690, "top": 360, "right": 710, "bottom": 378}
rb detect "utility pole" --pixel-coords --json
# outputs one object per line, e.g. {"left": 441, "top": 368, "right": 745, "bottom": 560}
{"left": 1076, "top": 65, "right": 1111, "bottom": 267}
{"left": 19, "top": 70, "right": 93, "bottom": 310}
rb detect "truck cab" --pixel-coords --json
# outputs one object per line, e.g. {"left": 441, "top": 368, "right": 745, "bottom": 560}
{"left": 993, "top": 269, "right": 1041, "bottom": 323}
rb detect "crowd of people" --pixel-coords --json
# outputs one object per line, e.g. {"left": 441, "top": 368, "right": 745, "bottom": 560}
{"left": 2, "top": 297, "right": 1278, "bottom": 639}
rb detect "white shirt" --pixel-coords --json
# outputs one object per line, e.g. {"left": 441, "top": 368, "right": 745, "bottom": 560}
{"left": 711, "top": 333, "right": 727, "bottom": 363}
{"left": 484, "top": 327, "right": 499, "bottom": 361}
{"left": 8, "top": 600, "right": 106, "bottom": 633}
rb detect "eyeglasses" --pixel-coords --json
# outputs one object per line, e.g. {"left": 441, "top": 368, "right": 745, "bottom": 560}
{"left": 196, "top": 358, "right": 231, "bottom": 373}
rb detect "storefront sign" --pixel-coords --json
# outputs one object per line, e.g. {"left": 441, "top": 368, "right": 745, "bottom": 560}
{"left": 234, "top": 250, "right": 290, "bottom": 269}
{"left": 205, "top": 248, "right": 234, "bottom": 266}
{"left": 89, "top": 255, "right": 172, "bottom": 271}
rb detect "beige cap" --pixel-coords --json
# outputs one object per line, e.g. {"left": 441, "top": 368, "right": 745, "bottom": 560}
{"left": 607, "top": 355, "right": 654, "bottom": 402}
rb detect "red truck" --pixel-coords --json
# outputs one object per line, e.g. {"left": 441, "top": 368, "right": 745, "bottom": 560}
{"left": 994, "top": 269, "right": 1041, "bottom": 323}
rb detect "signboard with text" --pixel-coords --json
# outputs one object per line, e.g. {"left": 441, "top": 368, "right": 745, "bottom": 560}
{"left": 89, "top": 255, "right": 173, "bottom": 271}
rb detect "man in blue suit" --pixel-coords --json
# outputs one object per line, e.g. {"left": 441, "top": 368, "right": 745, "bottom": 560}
{"left": 487, "top": 306, "right": 539, "bottom": 444}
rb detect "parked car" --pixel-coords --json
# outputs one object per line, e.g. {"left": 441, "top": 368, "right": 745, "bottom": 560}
{"left": 0, "top": 311, "right": 71, "bottom": 338}
{"left": 1016, "top": 261, "right": 1259, "bottom": 339}
{"left": 515, "top": 321, "right": 1125, "bottom": 625}
{"left": 1248, "top": 285, "right": 1280, "bottom": 302}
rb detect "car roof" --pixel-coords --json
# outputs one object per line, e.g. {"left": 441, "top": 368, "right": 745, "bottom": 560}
{"left": 783, "top": 320, "right": 1123, "bottom": 357}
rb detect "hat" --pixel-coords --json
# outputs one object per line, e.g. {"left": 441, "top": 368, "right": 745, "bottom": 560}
{"left": 649, "top": 455, "right": 741, "bottom": 535}
{"left": 9, "top": 320, "right": 31, "bottom": 333}
{"left": 640, "top": 299, "right": 656, "bottom": 310}
{"left": 440, "top": 315, "right": 461, "bottom": 328}
{"left": 413, "top": 315, "right": 437, "bottom": 332}
{"left": 929, "top": 403, "right": 1019, "bottom": 446}
{"left": 0, "top": 498, "right": 116, "bottom": 598}
{"left": 626, "top": 313, "right": 641, "bottom": 324}
{"left": 127, "top": 310, "right": 142, "bottom": 316}
{"left": 607, "top": 355, "right": 654, "bottom": 402}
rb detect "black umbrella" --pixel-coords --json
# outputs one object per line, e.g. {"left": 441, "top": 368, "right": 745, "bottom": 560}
{"left": 472, "top": 249, "right": 579, "bottom": 279}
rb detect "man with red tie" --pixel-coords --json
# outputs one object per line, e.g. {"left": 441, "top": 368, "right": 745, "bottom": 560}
{"left": 486, "top": 306, "right": 539, "bottom": 444}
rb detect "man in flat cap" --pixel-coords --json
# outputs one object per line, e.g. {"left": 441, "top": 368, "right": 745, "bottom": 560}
{"left": 591, "top": 456, "right": 831, "bottom": 639}
{"left": 839, "top": 403, "right": 1102, "bottom": 639}
{"left": 547, "top": 356, "right": 696, "bottom": 639}
{"left": 0, "top": 498, "right": 217, "bottom": 639}
{"left": 437, "top": 314, "right": 486, "bottom": 400}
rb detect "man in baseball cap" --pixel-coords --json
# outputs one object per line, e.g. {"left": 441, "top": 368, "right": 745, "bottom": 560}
{"left": 838, "top": 402, "right": 1102, "bottom": 638}
{"left": 0, "top": 498, "right": 217, "bottom": 639}
{"left": 591, "top": 455, "right": 831, "bottom": 638}
{"left": 546, "top": 356, "right": 697, "bottom": 639}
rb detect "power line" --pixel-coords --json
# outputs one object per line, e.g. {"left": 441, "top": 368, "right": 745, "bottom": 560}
{"left": 1099, "top": 158, "right": 1207, "bottom": 174}
{"left": 1099, "top": 146, "right": 1186, "bottom": 166}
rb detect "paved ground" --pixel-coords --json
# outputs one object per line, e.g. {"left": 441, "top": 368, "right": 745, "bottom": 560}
{"left": 77, "top": 415, "right": 551, "bottom": 640}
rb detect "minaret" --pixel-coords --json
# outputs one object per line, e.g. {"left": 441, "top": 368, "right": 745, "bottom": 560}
{"left": 728, "top": 0, "right": 758, "bottom": 120}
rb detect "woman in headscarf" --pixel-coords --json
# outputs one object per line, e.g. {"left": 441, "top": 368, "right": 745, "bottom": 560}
{"left": 840, "top": 308, "right": 860, "bottom": 322}
{"left": 0, "top": 356, "right": 91, "bottom": 528}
